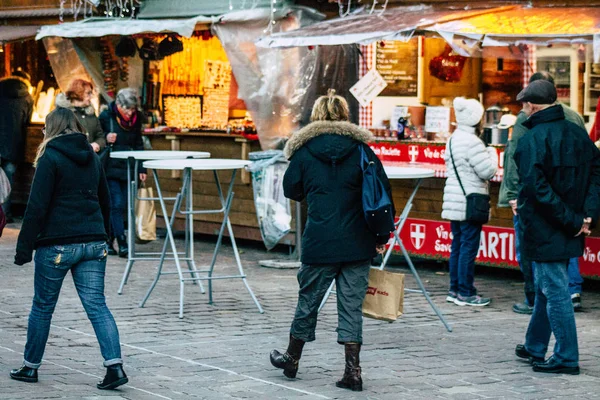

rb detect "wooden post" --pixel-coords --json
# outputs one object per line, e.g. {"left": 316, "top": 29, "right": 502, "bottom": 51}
{"left": 4, "top": 43, "right": 11, "bottom": 76}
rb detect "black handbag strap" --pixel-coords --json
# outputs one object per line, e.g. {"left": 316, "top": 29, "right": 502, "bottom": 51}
{"left": 449, "top": 138, "right": 467, "bottom": 197}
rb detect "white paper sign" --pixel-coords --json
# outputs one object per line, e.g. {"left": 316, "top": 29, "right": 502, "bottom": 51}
{"left": 425, "top": 106, "right": 451, "bottom": 133}
{"left": 350, "top": 69, "right": 388, "bottom": 107}
{"left": 390, "top": 106, "right": 409, "bottom": 130}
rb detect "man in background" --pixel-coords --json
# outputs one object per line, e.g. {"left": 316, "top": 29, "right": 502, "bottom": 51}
{"left": 498, "top": 72, "right": 585, "bottom": 314}
{"left": 0, "top": 68, "right": 34, "bottom": 223}
{"left": 514, "top": 80, "right": 600, "bottom": 375}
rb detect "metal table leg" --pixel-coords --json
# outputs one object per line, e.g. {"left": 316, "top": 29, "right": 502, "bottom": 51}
{"left": 204, "top": 170, "right": 264, "bottom": 313}
{"left": 118, "top": 158, "right": 136, "bottom": 294}
{"left": 138, "top": 169, "right": 188, "bottom": 318}
{"left": 182, "top": 171, "right": 204, "bottom": 293}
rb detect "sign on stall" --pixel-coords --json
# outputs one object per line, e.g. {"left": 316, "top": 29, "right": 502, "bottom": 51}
{"left": 350, "top": 69, "right": 388, "bottom": 107}
{"left": 425, "top": 106, "right": 451, "bottom": 133}
{"left": 393, "top": 218, "right": 600, "bottom": 278}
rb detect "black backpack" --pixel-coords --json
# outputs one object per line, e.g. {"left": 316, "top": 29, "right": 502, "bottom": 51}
{"left": 359, "top": 145, "right": 395, "bottom": 237}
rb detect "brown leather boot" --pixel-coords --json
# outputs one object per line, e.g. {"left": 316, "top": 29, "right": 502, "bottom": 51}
{"left": 336, "top": 343, "right": 362, "bottom": 391}
{"left": 270, "top": 334, "right": 305, "bottom": 378}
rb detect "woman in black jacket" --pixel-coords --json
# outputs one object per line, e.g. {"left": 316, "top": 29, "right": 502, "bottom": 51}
{"left": 270, "top": 90, "right": 394, "bottom": 392}
{"left": 99, "top": 88, "right": 146, "bottom": 257}
{"left": 11, "top": 107, "right": 127, "bottom": 390}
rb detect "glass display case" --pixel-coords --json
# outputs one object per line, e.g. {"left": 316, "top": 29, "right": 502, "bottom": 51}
{"left": 536, "top": 47, "right": 579, "bottom": 111}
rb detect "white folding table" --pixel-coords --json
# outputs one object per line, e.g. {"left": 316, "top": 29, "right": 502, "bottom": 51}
{"left": 319, "top": 166, "right": 452, "bottom": 332}
{"left": 110, "top": 151, "right": 211, "bottom": 295}
{"left": 140, "top": 158, "right": 264, "bottom": 318}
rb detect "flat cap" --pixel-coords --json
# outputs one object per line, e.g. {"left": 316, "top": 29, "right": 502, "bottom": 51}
{"left": 516, "top": 80, "right": 557, "bottom": 104}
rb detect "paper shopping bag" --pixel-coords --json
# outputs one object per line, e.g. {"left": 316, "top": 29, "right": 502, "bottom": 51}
{"left": 135, "top": 186, "right": 157, "bottom": 242}
{"left": 362, "top": 268, "right": 404, "bottom": 322}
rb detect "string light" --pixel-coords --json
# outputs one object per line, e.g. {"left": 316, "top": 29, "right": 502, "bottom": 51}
{"left": 264, "top": 0, "right": 277, "bottom": 34}
{"left": 229, "top": 0, "right": 233, "bottom": 11}
{"left": 338, "top": 0, "right": 352, "bottom": 18}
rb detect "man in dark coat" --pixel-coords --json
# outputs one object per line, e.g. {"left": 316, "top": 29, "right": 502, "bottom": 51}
{"left": 0, "top": 70, "right": 34, "bottom": 220}
{"left": 513, "top": 80, "right": 600, "bottom": 375}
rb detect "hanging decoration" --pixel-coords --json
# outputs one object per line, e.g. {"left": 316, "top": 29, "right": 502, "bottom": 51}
{"left": 338, "top": 0, "right": 351, "bottom": 18}
{"left": 369, "top": 0, "right": 389, "bottom": 15}
{"left": 263, "top": 0, "right": 278, "bottom": 34}
{"left": 429, "top": 44, "right": 467, "bottom": 83}
{"left": 101, "top": 38, "right": 119, "bottom": 97}
{"left": 58, "top": 0, "right": 141, "bottom": 21}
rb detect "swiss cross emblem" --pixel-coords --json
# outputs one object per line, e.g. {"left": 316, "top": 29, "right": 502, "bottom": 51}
{"left": 408, "top": 145, "right": 419, "bottom": 163}
{"left": 410, "top": 224, "right": 426, "bottom": 250}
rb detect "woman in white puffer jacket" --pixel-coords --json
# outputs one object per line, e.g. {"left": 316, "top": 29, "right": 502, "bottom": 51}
{"left": 442, "top": 97, "right": 498, "bottom": 307}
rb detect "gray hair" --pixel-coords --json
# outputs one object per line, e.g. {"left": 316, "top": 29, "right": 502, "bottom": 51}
{"left": 115, "top": 88, "right": 139, "bottom": 109}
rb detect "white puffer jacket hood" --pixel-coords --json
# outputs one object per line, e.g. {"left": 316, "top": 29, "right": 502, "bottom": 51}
{"left": 441, "top": 126, "right": 498, "bottom": 221}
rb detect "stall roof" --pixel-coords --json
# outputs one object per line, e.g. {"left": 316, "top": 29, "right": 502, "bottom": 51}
{"left": 256, "top": 6, "right": 512, "bottom": 47}
{"left": 138, "top": 0, "right": 291, "bottom": 19}
{"left": 432, "top": 7, "right": 600, "bottom": 46}
{"left": 0, "top": 25, "right": 39, "bottom": 44}
{"left": 258, "top": 5, "right": 600, "bottom": 48}
{"left": 35, "top": 16, "right": 211, "bottom": 40}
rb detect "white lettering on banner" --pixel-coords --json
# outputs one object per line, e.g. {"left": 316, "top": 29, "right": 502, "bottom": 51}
{"left": 423, "top": 148, "right": 445, "bottom": 160}
{"left": 435, "top": 240, "right": 452, "bottom": 253}
{"left": 583, "top": 247, "right": 598, "bottom": 263}
{"left": 477, "top": 230, "right": 516, "bottom": 261}
{"left": 382, "top": 147, "right": 401, "bottom": 156}
{"left": 435, "top": 225, "right": 453, "bottom": 240}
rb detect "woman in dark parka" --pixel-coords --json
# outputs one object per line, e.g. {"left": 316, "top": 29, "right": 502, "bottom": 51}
{"left": 270, "top": 90, "right": 394, "bottom": 392}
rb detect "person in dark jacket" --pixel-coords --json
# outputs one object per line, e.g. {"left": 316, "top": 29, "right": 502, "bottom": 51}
{"left": 99, "top": 88, "right": 146, "bottom": 257}
{"left": 11, "top": 107, "right": 128, "bottom": 390}
{"left": 499, "top": 72, "right": 586, "bottom": 315}
{"left": 0, "top": 69, "right": 34, "bottom": 221}
{"left": 270, "top": 90, "right": 394, "bottom": 392}
{"left": 55, "top": 79, "right": 106, "bottom": 153}
{"left": 513, "top": 80, "right": 600, "bottom": 375}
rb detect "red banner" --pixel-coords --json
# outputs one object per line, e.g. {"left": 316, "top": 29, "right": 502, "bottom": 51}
{"left": 369, "top": 141, "right": 505, "bottom": 172}
{"left": 395, "top": 218, "right": 600, "bottom": 278}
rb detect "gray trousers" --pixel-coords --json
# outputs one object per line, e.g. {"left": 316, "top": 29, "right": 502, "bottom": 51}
{"left": 290, "top": 260, "right": 371, "bottom": 344}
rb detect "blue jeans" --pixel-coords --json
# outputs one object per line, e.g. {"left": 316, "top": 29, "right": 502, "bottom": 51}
{"left": 1, "top": 159, "right": 16, "bottom": 216}
{"left": 23, "top": 242, "right": 123, "bottom": 369}
{"left": 525, "top": 260, "right": 579, "bottom": 367}
{"left": 568, "top": 258, "right": 583, "bottom": 296}
{"left": 449, "top": 221, "right": 481, "bottom": 297}
{"left": 514, "top": 215, "right": 535, "bottom": 306}
{"left": 108, "top": 179, "right": 127, "bottom": 237}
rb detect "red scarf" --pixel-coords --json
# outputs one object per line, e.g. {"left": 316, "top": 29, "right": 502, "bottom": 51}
{"left": 112, "top": 102, "right": 138, "bottom": 131}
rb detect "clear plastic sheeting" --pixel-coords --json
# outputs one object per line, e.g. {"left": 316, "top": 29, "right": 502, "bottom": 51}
{"left": 42, "top": 37, "right": 98, "bottom": 98}
{"left": 214, "top": 8, "right": 323, "bottom": 150}
{"left": 36, "top": 16, "right": 210, "bottom": 40}
{"left": 256, "top": 6, "right": 504, "bottom": 48}
{"left": 247, "top": 150, "right": 291, "bottom": 250}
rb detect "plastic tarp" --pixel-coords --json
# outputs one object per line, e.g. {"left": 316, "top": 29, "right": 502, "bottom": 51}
{"left": 247, "top": 150, "right": 291, "bottom": 250}
{"left": 138, "top": 0, "right": 291, "bottom": 19}
{"left": 36, "top": 16, "right": 210, "bottom": 40}
{"left": 0, "top": 25, "right": 39, "bottom": 44}
{"left": 256, "top": 6, "right": 508, "bottom": 48}
{"left": 214, "top": 6, "right": 347, "bottom": 150}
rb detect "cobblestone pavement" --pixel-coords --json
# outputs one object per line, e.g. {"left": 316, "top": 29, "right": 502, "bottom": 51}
{"left": 1, "top": 222, "right": 600, "bottom": 400}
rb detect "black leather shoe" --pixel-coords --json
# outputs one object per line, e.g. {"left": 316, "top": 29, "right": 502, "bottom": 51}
{"left": 97, "top": 365, "right": 128, "bottom": 390}
{"left": 515, "top": 344, "right": 544, "bottom": 364}
{"left": 532, "top": 357, "right": 580, "bottom": 375}
{"left": 116, "top": 235, "right": 128, "bottom": 258}
{"left": 9, "top": 366, "right": 38, "bottom": 383}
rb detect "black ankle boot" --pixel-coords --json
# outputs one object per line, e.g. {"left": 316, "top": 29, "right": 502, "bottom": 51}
{"left": 270, "top": 334, "right": 305, "bottom": 378}
{"left": 10, "top": 366, "right": 38, "bottom": 383}
{"left": 97, "top": 364, "right": 128, "bottom": 390}
{"left": 336, "top": 343, "right": 362, "bottom": 391}
{"left": 107, "top": 237, "right": 118, "bottom": 256}
{"left": 116, "top": 235, "right": 128, "bottom": 258}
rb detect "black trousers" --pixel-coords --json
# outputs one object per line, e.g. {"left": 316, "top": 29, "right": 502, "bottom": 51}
{"left": 290, "top": 260, "right": 371, "bottom": 344}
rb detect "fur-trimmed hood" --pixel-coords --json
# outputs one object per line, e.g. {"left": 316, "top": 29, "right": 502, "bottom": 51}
{"left": 284, "top": 121, "right": 373, "bottom": 159}
{"left": 55, "top": 93, "right": 96, "bottom": 116}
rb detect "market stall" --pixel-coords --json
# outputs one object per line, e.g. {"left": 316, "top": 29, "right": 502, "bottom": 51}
{"left": 259, "top": 4, "right": 600, "bottom": 278}
{"left": 33, "top": 4, "right": 323, "bottom": 245}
